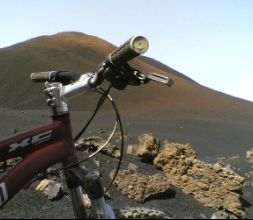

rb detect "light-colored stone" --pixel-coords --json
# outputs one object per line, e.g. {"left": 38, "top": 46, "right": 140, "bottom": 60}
{"left": 246, "top": 148, "right": 253, "bottom": 163}
{"left": 211, "top": 210, "right": 239, "bottom": 219}
{"left": 36, "top": 179, "right": 51, "bottom": 192}
{"left": 82, "top": 193, "right": 91, "bottom": 209}
{"left": 36, "top": 179, "right": 63, "bottom": 200}
{"left": 246, "top": 148, "right": 253, "bottom": 159}
{"left": 44, "top": 182, "right": 62, "bottom": 200}
{"left": 211, "top": 210, "right": 229, "bottom": 219}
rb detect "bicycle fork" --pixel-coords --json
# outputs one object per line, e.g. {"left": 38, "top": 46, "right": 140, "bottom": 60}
{"left": 64, "top": 164, "right": 115, "bottom": 219}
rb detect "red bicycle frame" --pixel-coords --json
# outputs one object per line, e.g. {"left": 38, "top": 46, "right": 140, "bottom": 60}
{"left": 0, "top": 73, "right": 112, "bottom": 218}
{"left": 0, "top": 113, "right": 77, "bottom": 207}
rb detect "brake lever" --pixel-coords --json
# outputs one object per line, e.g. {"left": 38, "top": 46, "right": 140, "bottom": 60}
{"left": 147, "top": 73, "right": 174, "bottom": 86}
{"left": 134, "top": 71, "right": 174, "bottom": 87}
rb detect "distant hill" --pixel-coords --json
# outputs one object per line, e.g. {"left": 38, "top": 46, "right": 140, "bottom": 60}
{"left": 0, "top": 31, "right": 253, "bottom": 121}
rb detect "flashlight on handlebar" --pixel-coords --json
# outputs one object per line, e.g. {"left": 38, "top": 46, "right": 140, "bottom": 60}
{"left": 107, "top": 36, "right": 149, "bottom": 67}
{"left": 89, "top": 36, "right": 149, "bottom": 88}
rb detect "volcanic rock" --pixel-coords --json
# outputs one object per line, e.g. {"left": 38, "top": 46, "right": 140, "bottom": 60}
{"left": 137, "top": 133, "right": 160, "bottom": 163}
{"left": 126, "top": 133, "right": 160, "bottom": 163}
{"left": 153, "top": 142, "right": 245, "bottom": 218}
{"left": 110, "top": 169, "right": 173, "bottom": 203}
{"left": 75, "top": 136, "right": 120, "bottom": 158}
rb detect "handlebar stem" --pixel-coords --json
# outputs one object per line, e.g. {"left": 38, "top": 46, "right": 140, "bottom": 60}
{"left": 45, "top": 82, "right": 68, "bottom": 116}
{"left": 63, "top": 74, "right": 93, "bottom": 98}
{"left": 45, "top": 74, "right": 93, "bottom": 116}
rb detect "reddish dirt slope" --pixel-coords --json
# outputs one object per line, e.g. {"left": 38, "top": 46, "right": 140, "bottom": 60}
{"left": 0, "top": 32, "right": 252, "bottom": 121}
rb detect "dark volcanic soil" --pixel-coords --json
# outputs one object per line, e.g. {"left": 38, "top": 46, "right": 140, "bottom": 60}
{"left": 0, "top": 109, "right": 253, "bottom": 219}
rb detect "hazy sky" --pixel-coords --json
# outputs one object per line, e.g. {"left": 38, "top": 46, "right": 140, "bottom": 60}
{"left": 1, "top": 0, "right": 253, "bottom": 101}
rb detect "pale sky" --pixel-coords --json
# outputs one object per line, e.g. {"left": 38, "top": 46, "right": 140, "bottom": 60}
{"left": 1, "top": 0, "right": 253, "bottom": 101}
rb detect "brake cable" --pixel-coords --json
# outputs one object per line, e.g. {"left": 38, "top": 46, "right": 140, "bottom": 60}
{"left": 86, "top": 118, "right": 117, "bottom": 159}
{"left": 73, "top": 84, "right": 112, "bottom": 142}
{"left": 96, "top": 87, "right": 124, "bottom": 194}
{"left": 42, "top": 84, "right": 124, "bottom": 193}
{"left": 64, "top": 86, "right": 124, "bottom": 193}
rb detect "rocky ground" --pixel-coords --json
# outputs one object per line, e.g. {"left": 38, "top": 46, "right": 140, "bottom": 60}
{"left": 0, "top": 109, "right": 253, "bottom": 219}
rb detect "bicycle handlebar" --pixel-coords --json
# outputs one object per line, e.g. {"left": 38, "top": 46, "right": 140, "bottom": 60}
{"left": 31, "top": 36, "right": 173, "bottom": 95}
{"left": 31, "top": 71, "right": 81, "bottom": 85}
{"left": 107, "top": 36, "right": 149, "bottom": 66}
{"left": 30, "top": 36, "right": 148, "bottom": 86}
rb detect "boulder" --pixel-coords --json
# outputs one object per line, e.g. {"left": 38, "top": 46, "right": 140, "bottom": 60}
{"left": 154, "top": 142, "right": 245, "bottom": 219}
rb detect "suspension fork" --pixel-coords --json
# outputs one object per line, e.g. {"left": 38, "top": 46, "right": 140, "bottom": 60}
{"left": 64, "top": 164, "right": 115, "bottom": 219}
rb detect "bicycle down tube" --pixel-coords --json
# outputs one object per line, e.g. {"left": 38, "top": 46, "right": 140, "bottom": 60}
{"left": 0, "top": 113, "right": 77, "bottom": 208}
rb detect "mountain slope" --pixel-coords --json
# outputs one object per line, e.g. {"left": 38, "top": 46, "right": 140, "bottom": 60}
{"left": 0, "top": 32, "right": 253, "bottom": 121}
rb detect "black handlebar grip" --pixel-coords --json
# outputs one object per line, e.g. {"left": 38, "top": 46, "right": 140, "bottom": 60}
{"left": 31, "top": 71, "right": 56, "bottom": 82}
{"left": 108, "top": 36, "right": 149, "bottom": 66}
{"left": 31, "top": 71, "right": 81, "bottom": 85}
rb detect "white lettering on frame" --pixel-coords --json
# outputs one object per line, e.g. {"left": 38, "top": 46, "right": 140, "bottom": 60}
{"left": 0, "top": 182, "right": 8, "bottom": 207}
{"left": 9, "top": 130, "right": 52, "bottom": 152}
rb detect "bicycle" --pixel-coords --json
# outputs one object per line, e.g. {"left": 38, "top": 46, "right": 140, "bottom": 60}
{"left": 0, "top": 36, "right": 173, "bottom": 219}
